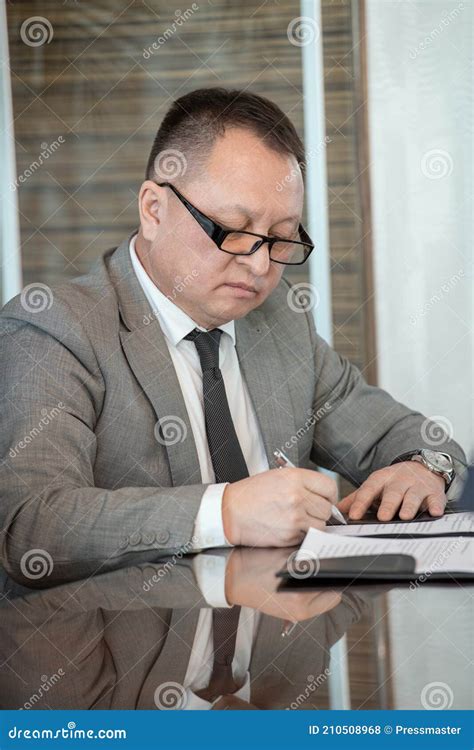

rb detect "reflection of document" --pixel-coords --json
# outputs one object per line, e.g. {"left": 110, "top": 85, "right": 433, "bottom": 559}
{"left": 298, "top": 528, "right": 474, "bottom": 574}
{"left": 327, "top": 511, "right": 474, "bottom": 538}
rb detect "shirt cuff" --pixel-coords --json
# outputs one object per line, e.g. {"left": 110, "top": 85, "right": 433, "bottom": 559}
{"left": 193, "top": 552, "right": 232, "bottom": 608}
{"left": 191, "top": 483, "right": 234, "bottom": 550}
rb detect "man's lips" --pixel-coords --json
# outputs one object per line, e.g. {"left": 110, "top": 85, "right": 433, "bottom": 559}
{"left": 224, "top": 282, "right": 259, "bottom": 293}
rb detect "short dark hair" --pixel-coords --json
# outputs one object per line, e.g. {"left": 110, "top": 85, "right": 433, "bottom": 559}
{"left": 145, "top": 87, "right": 305, "bottom": 183}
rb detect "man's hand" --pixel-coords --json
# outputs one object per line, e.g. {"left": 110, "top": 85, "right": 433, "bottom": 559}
{"left": 224, "top": 546, "right": 342, "bottom": 620}
{"left": 222, "top": 467, "right": 337, "bottom": 547}
{"left": 337, "top": 461, "right": 447, "bottom": 521}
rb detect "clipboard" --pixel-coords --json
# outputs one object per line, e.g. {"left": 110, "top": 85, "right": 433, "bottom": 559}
{"left": 276, "top": 553, "right": 474, "bottom": 588}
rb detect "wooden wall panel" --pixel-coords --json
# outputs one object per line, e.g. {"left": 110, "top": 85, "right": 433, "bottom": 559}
{"left": 7, "top": 0, "right": 306, "bottom": 282}
{"left": 321, "top": 0, "right": 371, "bottom": 374}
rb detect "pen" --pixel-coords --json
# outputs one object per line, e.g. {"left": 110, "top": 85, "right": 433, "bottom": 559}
{"left": 273, "top": 449, "right": 347, "bottom": 525}
{"left": 281, "top": 620, "right": 297, "bottom": 638}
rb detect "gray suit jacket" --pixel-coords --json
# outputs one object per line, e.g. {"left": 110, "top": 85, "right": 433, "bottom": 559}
{"left": 0, "top": 233, "right": 466, "bottom": 573}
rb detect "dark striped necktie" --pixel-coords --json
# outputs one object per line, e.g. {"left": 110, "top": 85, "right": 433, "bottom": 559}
{"left": 184, "top": 327, "right": 249, "bottom": 701}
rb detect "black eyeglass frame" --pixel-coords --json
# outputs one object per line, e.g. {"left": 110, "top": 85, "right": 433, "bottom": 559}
{"left": 157, "top": 181, "right": 315, "bottom": 266}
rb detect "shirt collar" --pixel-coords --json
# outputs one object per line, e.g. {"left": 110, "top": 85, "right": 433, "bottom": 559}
{"left": 129, "top": 233, "right": 236, "bottom": 347}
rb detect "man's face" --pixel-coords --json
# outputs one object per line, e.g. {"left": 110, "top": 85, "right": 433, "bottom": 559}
{"left": 137, "top": 127, "right": 305, "bottom": 329}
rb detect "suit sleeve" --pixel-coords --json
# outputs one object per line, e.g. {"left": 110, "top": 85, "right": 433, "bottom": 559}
{"left": 307, "top": 313, "right": 467, "bottom": 487}
{"left": 0, "top": 317, "right": 207, "bottom": 577}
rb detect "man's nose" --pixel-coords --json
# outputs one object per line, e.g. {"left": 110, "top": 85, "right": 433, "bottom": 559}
{"left": 234, "top": 243, "right": 271, "bottom": 276}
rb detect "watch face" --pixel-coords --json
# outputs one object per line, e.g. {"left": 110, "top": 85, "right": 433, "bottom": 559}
{"left": 422, "top": 449, "right": 452, "bottom": 472}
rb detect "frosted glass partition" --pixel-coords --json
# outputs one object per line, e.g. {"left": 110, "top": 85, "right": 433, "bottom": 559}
{"left": 366, "top": 0, "right": 473, "bottom": 458}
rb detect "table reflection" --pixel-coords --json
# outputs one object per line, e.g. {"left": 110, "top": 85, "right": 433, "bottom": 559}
{"left": 0, "top": 546, "right": 471, "bottom": 710}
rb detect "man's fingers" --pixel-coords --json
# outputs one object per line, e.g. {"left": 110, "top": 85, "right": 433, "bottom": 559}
{"left": 376, "top": 488, "right": 407, "bottom": 521}
{"left": 337, "top": 491, "right": 356, "bottom": 513}
{"left": 399, "top": 488, "right": 424, "bottom": 520}
{"left": 336, "top": 466, "right": 449, "bottom": 523}
{"left": 400, "top": 489, "right": 446, "bottom": 521}
{"left": 426, "top": 492, "right": 446, "bottom": 517}
{"left": 347, "top": 482, "right": 384, "bottom": 520}
{"left": 303, "top": 493, "right": 333, "bottom": 523}
{"left": 300, "top": 469, "right": 338, "bottom": 504}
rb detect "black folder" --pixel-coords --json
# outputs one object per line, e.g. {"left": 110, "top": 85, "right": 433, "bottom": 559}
{"left": 276, "top": 553, "right": 474, "bottom": 588}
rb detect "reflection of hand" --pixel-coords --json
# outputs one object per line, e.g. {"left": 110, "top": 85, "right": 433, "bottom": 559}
{"left": 338, "top": 462, "right": 446, "bottom": 521}
{"left": 224, "top": 546, "right": 341, "bottom": 622}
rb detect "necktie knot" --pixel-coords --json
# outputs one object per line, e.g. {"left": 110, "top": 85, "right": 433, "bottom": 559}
{"left": 184, "top": 327, "right": 222, "bottom": 372}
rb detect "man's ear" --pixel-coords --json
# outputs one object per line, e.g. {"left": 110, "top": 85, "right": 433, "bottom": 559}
{"left": 138, "top": 180, "right": 167, "bottom": 242}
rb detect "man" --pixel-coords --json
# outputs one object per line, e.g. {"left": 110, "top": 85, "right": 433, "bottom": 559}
{"left": 0, "top": 88, "right": 466, "bottom": 571}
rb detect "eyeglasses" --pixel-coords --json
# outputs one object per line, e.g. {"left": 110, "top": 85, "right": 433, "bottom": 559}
{"left": 156, "top": 182, "right": 315, "bottom": 266}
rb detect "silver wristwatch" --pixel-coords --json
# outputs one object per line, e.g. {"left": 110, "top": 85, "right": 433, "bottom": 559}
{"left": 392, "top": 449, "right": 455, "bottom": 491}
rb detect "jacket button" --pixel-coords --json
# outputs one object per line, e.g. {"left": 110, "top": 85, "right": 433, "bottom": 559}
{"left": 118, "top": 536, "right": 129, "bottom": 549}
{"left": 129, "top": 532, "right": 142, "bottom": 546}
{"left": 156, "top": 530, "right": 170, "bottom": 544}
{"left": 142, "top": 532, "right": 156, "bottom": 545}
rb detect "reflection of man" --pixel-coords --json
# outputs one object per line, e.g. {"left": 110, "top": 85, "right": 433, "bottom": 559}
{"left": 0, "top": 550, "right": 369, "bottom": 710}
{"left": 0, "top": 87, "right": 466, "bottom": 570}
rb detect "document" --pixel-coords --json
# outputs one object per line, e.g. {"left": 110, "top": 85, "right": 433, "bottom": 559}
{"left": 297, "top": 527, "right": 474, "bottom": 574}
{"left": 326, "top": 511, "right": 474, "bottom": 538}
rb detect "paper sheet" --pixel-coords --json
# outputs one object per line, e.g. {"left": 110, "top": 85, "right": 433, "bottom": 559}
{"left": 326, "top": 511, "right": 474, "bottom": 538}
{"left": 298, "top": 527, "right": 474, "bottom": 574}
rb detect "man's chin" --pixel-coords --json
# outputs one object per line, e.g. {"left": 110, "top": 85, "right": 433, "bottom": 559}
{"left": 208, "top": 294, "right": 262, "bottom": 323}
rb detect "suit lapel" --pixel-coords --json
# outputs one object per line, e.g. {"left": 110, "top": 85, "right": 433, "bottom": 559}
{"left": 108, "top": 234, "right": 201, "bottom": 488}
{"left": 120, "top": 324, "right": 202, "bottom": 487}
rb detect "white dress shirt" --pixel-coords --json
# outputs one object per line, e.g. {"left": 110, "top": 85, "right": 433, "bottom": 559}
{"left": 184, "top": 551, "right": 258, "bottom": 709}
{"left": 129, "top": 234, "right": 266, "bottom": 706}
